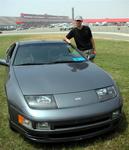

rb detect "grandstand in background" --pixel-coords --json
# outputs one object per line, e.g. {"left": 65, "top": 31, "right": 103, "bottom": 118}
{"left": 0, "top": 13, "right": 71, "bottom": 30}
{"left": 0, "top": 17, "right": 18, "bottom": 30}
{"left": 0, "top": 13, "right": 129, "bottom": 31}
{"left": 16, "top": 13, "right": 71, "bottom": 28}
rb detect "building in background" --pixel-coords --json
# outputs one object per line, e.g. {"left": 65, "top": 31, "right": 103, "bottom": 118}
{"left": 0, "top": 17, "right": 18, "bottom": 30}
{"left": 1, "top": 13, "right": 129, "bottom": 31}
{"left": 83, "top": 18, "right": 129, "bottom": 26}
{"left": 16, "top": 13, "right": 72, "bottom": 29}
{"left": 0, "top": 13, "right": 71, "bottom": 30}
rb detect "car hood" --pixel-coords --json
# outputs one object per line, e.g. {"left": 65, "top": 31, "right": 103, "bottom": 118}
{"left": 13, "top": 62, "right": 113, "bottom": 95}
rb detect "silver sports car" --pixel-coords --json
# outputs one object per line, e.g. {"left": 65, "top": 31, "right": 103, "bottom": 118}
{"left": 0, "top": 40, "right": 122, "bottom": 143}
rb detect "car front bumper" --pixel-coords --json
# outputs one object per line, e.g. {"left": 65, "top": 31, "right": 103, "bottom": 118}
{"left": 9, "top": 97, "right": 122, "bottom": 143}
{"left": 10, "top": 112, "right": 122, "bottom": 143}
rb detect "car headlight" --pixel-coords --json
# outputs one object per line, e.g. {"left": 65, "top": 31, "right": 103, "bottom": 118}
{"left": 96, "top": 86, "right": 117, "bottom": 101}
{"left": 25, "top": 95, "right": 57, "bottom": 109}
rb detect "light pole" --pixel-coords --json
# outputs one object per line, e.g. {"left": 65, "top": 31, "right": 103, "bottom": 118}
{"left": 72, "top": 7, "right": 74, "bottom": 20}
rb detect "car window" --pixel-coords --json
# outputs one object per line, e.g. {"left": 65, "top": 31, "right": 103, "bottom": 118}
{"left": 13, "top": 43, "right": 87, "bottom": 65}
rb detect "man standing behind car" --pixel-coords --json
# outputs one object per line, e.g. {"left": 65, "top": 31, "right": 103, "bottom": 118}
{"left": 64, "top": 16, "right": 96, "bottom": 61}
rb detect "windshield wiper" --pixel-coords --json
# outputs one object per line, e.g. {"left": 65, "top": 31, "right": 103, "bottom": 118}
{"left": 15, "top": 60, "right": 86, "bottom": 66}
{"left": 15, "top": 62, "right": 48, "bottom": 66}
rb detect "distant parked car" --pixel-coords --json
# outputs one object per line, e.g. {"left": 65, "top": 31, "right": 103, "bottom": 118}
{"left": 0, "top": 40, "right": 122, "bottom": 143}
{"left": 60, "top": 25, "right": 73, "bottom": 31}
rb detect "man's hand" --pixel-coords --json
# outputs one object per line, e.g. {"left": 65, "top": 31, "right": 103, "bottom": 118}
{"left": 92, "top": 50, "right": 96, "bottom": 55}
{"left": 88, "top": 49, "right": 96, "bottom": 61}
{"left": 63, "top": 38, "right": 71, "bottom": 44}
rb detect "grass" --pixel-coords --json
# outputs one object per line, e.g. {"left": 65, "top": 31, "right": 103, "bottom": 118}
{"left": 0, "top": 34, "right": 129, "bottom": 150}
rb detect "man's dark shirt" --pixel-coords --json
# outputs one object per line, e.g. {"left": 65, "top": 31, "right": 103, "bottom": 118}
{"left": 66, "top": 26, "right": 93, "bottom": 51}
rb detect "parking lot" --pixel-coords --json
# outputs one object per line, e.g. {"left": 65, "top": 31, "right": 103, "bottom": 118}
{"left": 1, "top": 26, "right": 129, "bottom": 42}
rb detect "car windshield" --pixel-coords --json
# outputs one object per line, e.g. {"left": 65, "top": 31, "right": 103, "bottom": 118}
{"left": 13, "top": 42, "right": 87, "bottom": 66}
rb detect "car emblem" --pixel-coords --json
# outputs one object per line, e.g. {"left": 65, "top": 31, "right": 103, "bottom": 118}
{"left": 74, "top": 97, "right": 82, "bottom": 101}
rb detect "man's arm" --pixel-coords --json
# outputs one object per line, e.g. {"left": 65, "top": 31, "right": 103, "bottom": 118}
{"left": 91, "top": 37, "right": 96, "bottom": 53}
{"left": 64, "top": 29, "right": 74, "bottom": 44}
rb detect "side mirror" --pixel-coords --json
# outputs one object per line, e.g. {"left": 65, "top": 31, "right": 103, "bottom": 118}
{"left": 0, "top": 59, "right": 9, "bottom": 66}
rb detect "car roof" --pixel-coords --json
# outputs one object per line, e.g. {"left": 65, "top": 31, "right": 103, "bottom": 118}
{"left": 17, "top": 40, "right": 65, "bottom": 46}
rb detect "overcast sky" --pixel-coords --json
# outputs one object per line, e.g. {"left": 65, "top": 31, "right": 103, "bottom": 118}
{"left": 0, "top": 0, "right": 129, "bottom": 19}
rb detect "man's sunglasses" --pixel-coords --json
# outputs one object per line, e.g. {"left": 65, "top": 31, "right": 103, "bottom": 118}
{"left": 76, "top": 20, "right": 82, "bottom": 22}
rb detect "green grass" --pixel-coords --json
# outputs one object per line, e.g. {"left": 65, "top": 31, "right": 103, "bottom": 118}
{"left": 0, "top": 34, "right": 129, "bottom": 150}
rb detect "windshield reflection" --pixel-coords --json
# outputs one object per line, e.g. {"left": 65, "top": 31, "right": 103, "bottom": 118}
{"left": 68, "top": 62, "right": 88, "bottom": 72}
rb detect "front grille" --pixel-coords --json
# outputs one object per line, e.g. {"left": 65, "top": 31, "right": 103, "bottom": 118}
{"left": 49, "top": 124, "right": 111, "bottom": 139}
{"left": 52, "top": 114, "right": 111, "bottom": 130}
